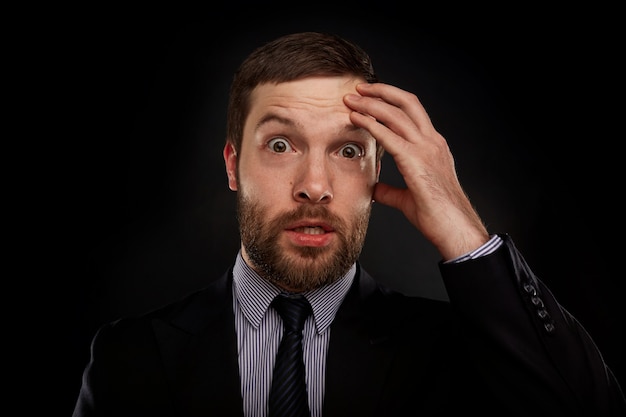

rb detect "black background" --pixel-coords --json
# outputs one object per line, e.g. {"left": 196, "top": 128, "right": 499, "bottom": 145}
{"left": 53, "top": 4, "right": 623, "bottom": 414}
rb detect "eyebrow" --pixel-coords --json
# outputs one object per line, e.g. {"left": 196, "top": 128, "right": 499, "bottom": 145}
{"left": 255, "top": 112, "right": 365, "bottom": 136}
{"left": 255, "top": 113, "right": 297, "bottom": 131}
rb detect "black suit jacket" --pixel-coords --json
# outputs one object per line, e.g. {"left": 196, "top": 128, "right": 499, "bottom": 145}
{"left": 73, "top": 235, "right": 626, "bottom": 416}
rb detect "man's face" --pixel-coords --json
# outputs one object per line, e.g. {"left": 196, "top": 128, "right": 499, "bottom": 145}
{"left": 223, "top": 76, "right": 380, "bottom": 292}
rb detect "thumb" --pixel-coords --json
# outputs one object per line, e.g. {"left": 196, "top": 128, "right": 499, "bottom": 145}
{"left": 372, "top": 182, "right": 406, "bottom": 212}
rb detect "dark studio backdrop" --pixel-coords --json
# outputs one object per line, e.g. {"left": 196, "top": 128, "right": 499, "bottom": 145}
{"left": 60, "top": 5, "right": 624, "bottom": 414}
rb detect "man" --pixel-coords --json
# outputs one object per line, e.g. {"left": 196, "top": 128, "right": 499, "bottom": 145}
{"left": 73, "top": 31, "right": 626, "bottom": 416}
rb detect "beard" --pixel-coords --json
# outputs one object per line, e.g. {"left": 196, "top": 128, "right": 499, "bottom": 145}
{"left": 236, "top": 193, "right": 371, "bottom": 292}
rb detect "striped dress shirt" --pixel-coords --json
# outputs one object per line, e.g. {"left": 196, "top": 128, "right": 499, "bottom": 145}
{"left": 232, "top": 234, "right": 502, "bottom": 417}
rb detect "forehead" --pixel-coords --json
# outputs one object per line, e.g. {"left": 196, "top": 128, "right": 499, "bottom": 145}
{"left": 248, "top": 76, "right": 363, "bottom": 119}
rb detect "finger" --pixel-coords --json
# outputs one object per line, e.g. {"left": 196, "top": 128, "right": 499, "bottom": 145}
{"left": 372, "top": 182, "right": 408, "bottom": 213}
{"left": 352, "top": 83, "right": 439, "bottom": 143}
{"left": 356, "top": 83, "right": 434, "bottom": 131}
{"left": 348, "top": 110, "right": 412, "bottom": 158}
{"left": 344, "top": 93, "right": 419, "bottom": 146}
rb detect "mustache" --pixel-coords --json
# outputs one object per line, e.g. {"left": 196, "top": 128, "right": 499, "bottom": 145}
{"left": 270, "top": 205, "right": 346, "bottom": 233}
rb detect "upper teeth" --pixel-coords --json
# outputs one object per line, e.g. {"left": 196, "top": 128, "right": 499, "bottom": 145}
{"left": 296, "top": 226, "right": 324, "bottom": 234}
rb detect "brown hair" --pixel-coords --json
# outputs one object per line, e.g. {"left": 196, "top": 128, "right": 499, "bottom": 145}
{"left": 225, "top": 31, "right": 384, "bottom": 161}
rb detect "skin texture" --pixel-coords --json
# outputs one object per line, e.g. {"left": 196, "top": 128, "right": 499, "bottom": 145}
{"left": 345, "top": 83, "right": 489, "bottom": 259}
{"left": 224, "top": 76, "right": 489, "bottom": 292}
{"left": 224, "top": 76, "right": 379, "bottom": 292}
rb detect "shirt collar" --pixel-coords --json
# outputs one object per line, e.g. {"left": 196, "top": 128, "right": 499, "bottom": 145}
{"left": 232, "top": 250, "right": 355, "bottom": 334}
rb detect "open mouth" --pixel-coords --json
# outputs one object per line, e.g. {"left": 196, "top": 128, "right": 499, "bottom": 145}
{"left": 292, "top": 226, "right": 326, "bottom": 235}
{"left": 285, "top": 220, "right": 335, "bottom": 247}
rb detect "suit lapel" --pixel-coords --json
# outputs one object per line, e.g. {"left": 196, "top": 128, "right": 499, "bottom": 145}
{"left": 323, "top": 266, "right": 398, "bottom": 417}
{"left": 146, "top": 266, "right": 400, "bottom": 416}
{"left": 153, "top": 270, "right": 245, "bottom": 417}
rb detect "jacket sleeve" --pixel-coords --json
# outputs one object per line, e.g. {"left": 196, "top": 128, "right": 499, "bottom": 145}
{"left": 439, "top": 233, "right": 626, "bottom": 416}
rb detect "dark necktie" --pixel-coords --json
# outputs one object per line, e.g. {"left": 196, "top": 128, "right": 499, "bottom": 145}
{"left": 268, "top": 293, "right": 312, "bottom": 417}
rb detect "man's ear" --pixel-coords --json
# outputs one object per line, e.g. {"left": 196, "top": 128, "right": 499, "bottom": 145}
{"left": 376, "top": 160, "right": 381, "bottom": 183}
{"left": 223, "top": 142, "right": 238, "bottom": 191}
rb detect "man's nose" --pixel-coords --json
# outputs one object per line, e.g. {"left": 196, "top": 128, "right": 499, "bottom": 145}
{"left": 292, "top": 155, "right": 333, "bottom": 204}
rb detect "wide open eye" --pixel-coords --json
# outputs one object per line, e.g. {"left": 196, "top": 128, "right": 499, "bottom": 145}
{"left": 339, "top": 143, "right": 364, "bottom": 159}
{"left": 267, "top": 137, "right": 292, "bottom": 153}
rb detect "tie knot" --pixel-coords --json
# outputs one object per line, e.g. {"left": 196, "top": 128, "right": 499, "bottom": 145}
{"left": 272, "top": 294, "right": 311, "bottom": 333}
